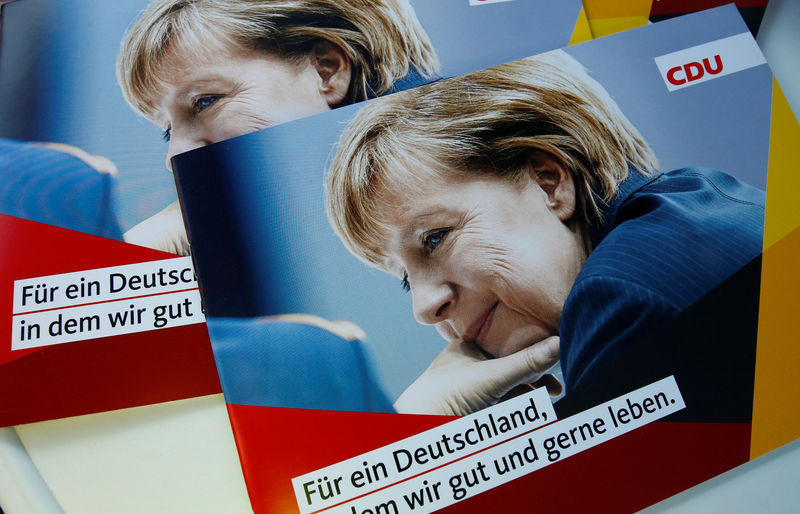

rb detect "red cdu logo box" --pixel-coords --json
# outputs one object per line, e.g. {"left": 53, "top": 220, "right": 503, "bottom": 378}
{"left": 654, "top": 33, "right": 766, "bottom": 92}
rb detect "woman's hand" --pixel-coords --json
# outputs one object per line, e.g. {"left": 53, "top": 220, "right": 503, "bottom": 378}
{"left": 124, "top": 200, "right": 191, "bottom": 255}
{"left": 393, "top": 336, "right": 561, "bottom": 416}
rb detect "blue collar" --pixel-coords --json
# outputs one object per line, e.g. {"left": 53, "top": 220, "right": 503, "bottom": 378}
{"left": 368, "top": 67, "right": 439, "bottom": 98}
{"left": 590, "top": 168, "right": 659, "bottom": 247}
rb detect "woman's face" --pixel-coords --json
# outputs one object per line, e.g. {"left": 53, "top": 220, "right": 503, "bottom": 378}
{"left": 152, "top": 44, "right": 346, "bottom": 169}
{"left": 374, "top": 157, "right": 587, "bottom": 358}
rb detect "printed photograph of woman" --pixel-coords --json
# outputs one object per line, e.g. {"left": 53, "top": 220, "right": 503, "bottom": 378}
{"left": 326, "top": 50, "right": 765, "bottom": 415}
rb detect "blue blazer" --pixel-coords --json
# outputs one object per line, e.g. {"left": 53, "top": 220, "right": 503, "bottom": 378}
{"left": 560, "top": 168, "right": 765, "bottom": 390}
{"left": 0, "top": 138, "right": 123, "bottom": 239}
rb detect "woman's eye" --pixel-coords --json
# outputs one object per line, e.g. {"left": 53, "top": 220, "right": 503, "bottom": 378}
{"left": 423, "top": 229, "right": 449, "bottom": 252}
{"left": 401, "top": 273, "right": 410, "bottom": 293}
{"left": 162, "top": 128, "right": 171, "bottom": 142}
{"left": 192, "top": 95, "right": 222, "bottom": 114}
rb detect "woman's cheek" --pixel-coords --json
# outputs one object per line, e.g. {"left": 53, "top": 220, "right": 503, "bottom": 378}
{"left": 213, "top": 98, "right": 273, "bottom": 139}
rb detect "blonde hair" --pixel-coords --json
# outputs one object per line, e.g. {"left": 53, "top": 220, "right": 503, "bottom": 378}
{"left": 327, "top": 50, "right": 658, "bottom": 269}
{"left": 117, "top": 0, "right": 440, "bottom": 120}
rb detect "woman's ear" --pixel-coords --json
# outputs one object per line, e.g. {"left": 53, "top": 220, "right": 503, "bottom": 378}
{"left": 311, "top": 41, "right": 352, "bottom": 107}
{"left": 527, "top": 151, "right": 576, "bottom": 221}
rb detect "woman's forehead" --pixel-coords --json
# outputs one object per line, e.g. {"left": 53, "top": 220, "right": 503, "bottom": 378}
{"left": 143, "top": 37, "right": 257, "bottom": 110}
{"left": 373, "top": 151, "right": 453, "bottom": 194}
{"left": 370, "top": 173, "right": 474, "bottom": 242}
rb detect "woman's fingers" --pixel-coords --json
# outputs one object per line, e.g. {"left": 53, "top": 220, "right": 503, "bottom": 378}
{"left": 498, "top": 373, "right": 563, "bottom": 403}
{"left": 483, "top": 336, "right": 560, "bottom": 395}
{"left": 496, "top": 383, "right": 535, "bottom": 403}
{"left": 533, "top": 373, "right": 563, "bottom": 397}
{"left": 394, "top": 336, "right": 561, "bottom": 416}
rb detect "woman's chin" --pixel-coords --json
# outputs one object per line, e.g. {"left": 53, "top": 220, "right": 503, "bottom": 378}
{"left": 484, "top": 324, "right": 556, "bottom": 358}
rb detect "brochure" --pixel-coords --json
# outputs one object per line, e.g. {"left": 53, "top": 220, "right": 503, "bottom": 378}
{"left": 173, "top": 5, "right": 800, "bottom": 512}
{"left": 0, "top": 0, "right": 588, "bottom": 426}
{"left": 0, "top": 142, "right": 217, "bottom": 426}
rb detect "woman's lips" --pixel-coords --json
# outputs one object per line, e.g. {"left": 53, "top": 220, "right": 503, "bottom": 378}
{"left": 464, "top": 302, "right": 498, "bottom": 349}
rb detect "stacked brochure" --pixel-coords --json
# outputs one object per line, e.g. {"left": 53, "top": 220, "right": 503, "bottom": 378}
{"left": 2, "top": 0, "right": 799, "bottom": 512}
{"left": 0, "top": 0, "right": 591, "bottom": 510}
{"left": 0, "top": 0, "right": 587, "bottom": 428}
{"left": 171, "top": 5, "right": 800, "bottom": 513}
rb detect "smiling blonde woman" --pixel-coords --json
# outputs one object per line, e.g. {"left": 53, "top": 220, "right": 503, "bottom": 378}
{"left": 326, "top": 50, "right": 765, "bottom": 414}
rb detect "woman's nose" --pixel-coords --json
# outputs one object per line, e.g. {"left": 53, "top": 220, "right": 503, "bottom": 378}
{"left": 165, "top": 132, "right": 211, "bottom": 171}
{"left": 412, "top": 279, "right": 455, "bottom": 325}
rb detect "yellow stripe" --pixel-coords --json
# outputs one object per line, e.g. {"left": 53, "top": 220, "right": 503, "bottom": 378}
{"left": 569, "top": 6, "right": 594, "bottom": 45}
{"left": 751, "top": 225, "right": 800, "bottom": 458}
{"left": 750, "top": 79, "right": 800, "bottom": 459}
{"left": 587, "top": 15, "right": 649, "bottom": 38}
{"left": 582, "top": 0, "right": 652, "bottom": 19}
{"left": 763, "top": 80, "right": 800, "bottom": 250}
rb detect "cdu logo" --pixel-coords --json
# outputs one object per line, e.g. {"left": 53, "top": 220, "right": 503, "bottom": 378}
{"left": 654, "top": 33, "right": 766, "bottom": 92}
{"left": 666, "top": 55, "right": 723, "bottom": 86}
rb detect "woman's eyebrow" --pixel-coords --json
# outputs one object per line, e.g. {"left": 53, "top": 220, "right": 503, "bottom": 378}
{"left": 175, "top": 75, "right": 237, "bottom": 97}
{"left": 403, "top": 214, "right": 436, "bottom": 241}
{"left": 406, "top": 207, "right": 459, "bottom": 234}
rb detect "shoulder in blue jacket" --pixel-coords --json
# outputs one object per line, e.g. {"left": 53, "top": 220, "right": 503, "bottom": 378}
{"left": 560, "top": 168, "right": 765, "bottom": 390}
{"left": 0, "top": 138, "right": 123, "bottom": 239}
